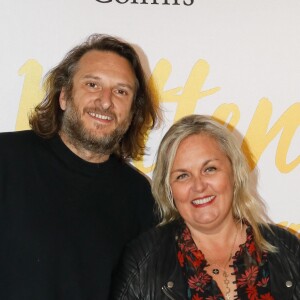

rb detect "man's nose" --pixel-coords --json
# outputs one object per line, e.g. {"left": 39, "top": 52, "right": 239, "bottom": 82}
{"left": 96, "top": 88, "right": 113, "bottom": 110}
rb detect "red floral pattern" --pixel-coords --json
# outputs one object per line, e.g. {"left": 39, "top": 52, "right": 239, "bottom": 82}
{"left": 237, "top": 266, "right": 258, "bottom": 287}
{"left": 176, "top": 223, "right": 275, "bottom": 300}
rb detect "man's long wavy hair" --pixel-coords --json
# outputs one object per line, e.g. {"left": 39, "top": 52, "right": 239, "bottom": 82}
{"left": 152, "top": 114, "right": 276, "bottom": 253}
{"left": 29, "top": 34, "right": 159, "bottom": 160}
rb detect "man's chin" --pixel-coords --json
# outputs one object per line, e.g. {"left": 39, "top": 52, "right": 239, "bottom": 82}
{"left": 89, "top": 131, "right": 115, "bottom": 140}
{"left": 85, "top": 124, "right": 112, "bottom": 134}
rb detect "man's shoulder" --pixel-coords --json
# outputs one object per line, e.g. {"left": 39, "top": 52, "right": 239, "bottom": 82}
{"left": 0, "top": 130, "right": 49, "bottom": 166}
{"left": 0, "top": 130, "right": 36, "bottom": 142}
{"left": 113, "top": 158, "right": 151, "bottom": 184}
{"left": 0, "top": 130, "right": 39, "bottom": 151}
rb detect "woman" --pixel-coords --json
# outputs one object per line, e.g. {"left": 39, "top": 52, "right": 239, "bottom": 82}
{"left": 112, "top": 114, "right": 299, "bottom": 300}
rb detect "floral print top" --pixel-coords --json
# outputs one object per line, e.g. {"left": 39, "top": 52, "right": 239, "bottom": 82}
{"left": 176, "top": 223, "right": 275, "bottom": 300}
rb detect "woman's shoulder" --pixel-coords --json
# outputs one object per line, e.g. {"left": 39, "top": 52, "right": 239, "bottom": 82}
{"left": 112, "top": 222, "right": 179, "bottom": 298}
{"left": 117, "top": 221, "right": 179, "bottom": 275}
{"left": 125, "top": 221, "right": 178, "bottom": 257}
{"left": 261, "top": 224, "right": 300, "bottom": 255}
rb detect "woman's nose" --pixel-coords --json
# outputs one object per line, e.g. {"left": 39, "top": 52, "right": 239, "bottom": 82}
{"left": 192, "top": 176, "right": 207, "bottom": 192}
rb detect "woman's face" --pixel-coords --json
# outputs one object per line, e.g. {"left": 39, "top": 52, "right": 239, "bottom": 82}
{"left": 170, "top": 133, "right": 235, "bottom": 233}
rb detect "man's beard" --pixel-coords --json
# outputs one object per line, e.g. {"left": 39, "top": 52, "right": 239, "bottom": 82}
{"left": 60, "top": 100, "right": 132, "bottom": 155}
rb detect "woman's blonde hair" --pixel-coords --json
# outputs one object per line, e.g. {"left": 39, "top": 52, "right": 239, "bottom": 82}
{"left": 152, "top": 114, "right": 276, "bottom": 253}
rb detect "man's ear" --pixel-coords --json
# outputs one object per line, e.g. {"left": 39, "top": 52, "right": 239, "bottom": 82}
{"left": 59, "top": 88, "right": 67, "bottom": 111}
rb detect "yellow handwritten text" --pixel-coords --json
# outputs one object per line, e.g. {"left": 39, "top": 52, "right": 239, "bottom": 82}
{"left": 16, "top": 59, "right": 300, "bottom": 176}
{"left": 242, "top": 99, "right": 300, "bottom": 172}
{"left": 278, "top": 222, "right": 300, "bottom": 238}
{"left": 16, "top": 60, "right": 45, "bottom": 130}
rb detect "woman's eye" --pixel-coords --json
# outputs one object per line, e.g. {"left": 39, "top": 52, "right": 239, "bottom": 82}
{"left": 177, "top": 173, "right": 188, "bottom": 180}
{"left": 205, "top": 166, "right": 216, "bottom": 173}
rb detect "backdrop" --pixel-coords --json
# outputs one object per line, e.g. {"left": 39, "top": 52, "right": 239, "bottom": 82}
{"left": 1, "top": 0, "right": 299, "bottom": 235}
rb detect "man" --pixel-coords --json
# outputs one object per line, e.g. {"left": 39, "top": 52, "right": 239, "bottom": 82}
{"left": 0, "top": 34, "right": 159, "bottom": 299}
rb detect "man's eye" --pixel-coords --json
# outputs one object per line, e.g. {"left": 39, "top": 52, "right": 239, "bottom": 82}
{"left": 116, "top": 89, "right": 127, "bottom": 95}
{"left": 87, "top": 82, "right": 97, "bottom": 88}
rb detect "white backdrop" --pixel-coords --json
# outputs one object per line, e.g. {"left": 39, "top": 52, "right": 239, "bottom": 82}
{"left": 0, "top": 0, "right": 299, "bottom": 235}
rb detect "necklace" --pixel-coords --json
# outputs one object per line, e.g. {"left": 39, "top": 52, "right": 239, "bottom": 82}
{"left": 209, "top": 225, "right": 239, "bottom": 274}
{"left": 206, "top": 225, "right": 239, "bottom": 300}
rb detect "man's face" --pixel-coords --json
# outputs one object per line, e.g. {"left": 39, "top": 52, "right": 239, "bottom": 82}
{"left": 59, "top": 50, "right": 136, "bottom": 154}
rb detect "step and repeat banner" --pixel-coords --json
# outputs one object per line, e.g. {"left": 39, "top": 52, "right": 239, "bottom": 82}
{"left": 1, "top": 0, "right": 299, "bottom": 234}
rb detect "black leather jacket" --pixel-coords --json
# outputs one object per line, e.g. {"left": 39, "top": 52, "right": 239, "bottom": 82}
{"left": 112, "top": 222, "right": 300, "bottom": 300}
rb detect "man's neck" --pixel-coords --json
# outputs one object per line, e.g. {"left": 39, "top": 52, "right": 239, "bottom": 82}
{"left": 58, "top": 131, "right": 110, "bottom": 163}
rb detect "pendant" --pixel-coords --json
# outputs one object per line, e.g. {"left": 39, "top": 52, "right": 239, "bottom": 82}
{"left": 212, "top": 268, "right": 219, "bottom": 275}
